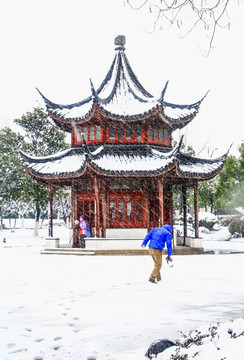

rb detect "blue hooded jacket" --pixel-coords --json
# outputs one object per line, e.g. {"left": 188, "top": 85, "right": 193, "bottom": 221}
{"left": 141, "top": 225, "right": 172, "bottom": 255}
{"left": 79, "top": 216, "right": 91, "bottom": 237}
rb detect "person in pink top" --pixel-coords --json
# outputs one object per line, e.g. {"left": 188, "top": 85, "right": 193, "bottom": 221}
{"left": 79, "top": 215, "right": 91, "bottom": 248}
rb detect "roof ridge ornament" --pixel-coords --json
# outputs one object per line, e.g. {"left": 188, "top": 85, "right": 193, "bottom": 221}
{"left": 89, "top": 78, "right": 98, "bottom": 101}
{"left": 160, "top": 80, "right": 169, "bottom": 102}
{"left": 114, "top": 35, "right": 126, "bottom": 51}
{"left": 172, "top": 135, "right": 184, "bottom": 155}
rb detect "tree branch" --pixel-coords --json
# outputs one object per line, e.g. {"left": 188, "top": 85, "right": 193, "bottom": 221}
{"left": 126, "top": 0, "right": 235, "bottom": 54}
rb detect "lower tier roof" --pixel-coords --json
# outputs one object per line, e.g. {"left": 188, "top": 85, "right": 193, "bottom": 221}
{"left": 20, "top": 142, "right": 228, "bottom": 184}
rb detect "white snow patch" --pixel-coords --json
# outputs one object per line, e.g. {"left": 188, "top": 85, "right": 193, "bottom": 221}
{"left": 0, "top": 223, "right": 244, "bottom": 359}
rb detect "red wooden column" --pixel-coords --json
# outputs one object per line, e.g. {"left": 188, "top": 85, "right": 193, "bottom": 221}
{"left": 194, "top": 180, "right": 199, "bottom": 238}
{"left": 71, "top": 180, "right": 78, "bottom": 246}
{"left": 182, "top": 185, "right": 187, "bottom": 245}
{"left": 48, "top": 182, "right": 53, "bottom": 237}
{"left": 143, "top": 180, "right": 150, "bottom": 231}
{"left": 101, "top": 179, "right": 108, "bottom": 238}
{"left": 169, "top": 184, "right": 173, "bottom": 225}
{"left": 163, "top": 182, "right": 173, "bottom": 225}
{"left": 157, "top": 178, "right": 164, "bottom": 226}
{"left": 94, "top": 176, "right": 101, "bottom": 237}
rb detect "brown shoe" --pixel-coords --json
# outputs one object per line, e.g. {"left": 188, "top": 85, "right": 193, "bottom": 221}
{"left": 148, "top": 278, "right": 157, "bottom": 283}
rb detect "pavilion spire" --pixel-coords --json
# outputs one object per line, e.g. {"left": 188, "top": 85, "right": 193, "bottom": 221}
{"left": 114, "top": 35, "right": 126, "bottom": 51}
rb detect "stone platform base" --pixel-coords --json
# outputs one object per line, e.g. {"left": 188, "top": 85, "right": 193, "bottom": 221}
{"left": 41, "top": 246, "right": 204, "bottom": 256}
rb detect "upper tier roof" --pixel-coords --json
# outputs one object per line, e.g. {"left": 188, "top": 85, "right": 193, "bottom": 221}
{"left": 38, "top": 35, "right": 207, "bottom": 132}
{"left": 20, "top": 140, "right": 228, "bottom": 183}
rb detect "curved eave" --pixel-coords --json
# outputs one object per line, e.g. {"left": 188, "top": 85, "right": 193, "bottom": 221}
{"left": 22, "top": 156, "right": 177, "bottom": 179}
{"left": 47, "top": 98, "right": 160, "bottom": 128}
{"left": 37, "top": 48, "right": 160, "bottom": 127}
{"left": 19, "top": 148, "right": 88, "bottom": 181}
{"left": 23, "top": 164, "right": 89, "bottom": 183}
{"left": 20, "top": 144, "right": 181, "bottom": 179}
{"left": 161, "top": 102, "right": 200, "bottom": 130}
{"left": 37, "top": 66, "right": 207, "bottom": 129}
{"left": 160, "top": 91, "right": 208, "bottom": 130}
{"left": 37, "top": 88, "right": 93, "bottom": 113}
{"left": 37, "top": 88, "right": 95, "bottom": 133}
{"left": 176, "top": 152, "right": 228, "bottom": 180}
{"left": 48, "top": 104, "right": 97, "bottom": 132}
{"left": 20, "top": 145, "right": 228, "bottom": 183}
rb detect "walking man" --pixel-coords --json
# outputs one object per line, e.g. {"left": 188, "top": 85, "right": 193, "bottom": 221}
{"left": 141, "top": 224, "right": 173, "bottom": 283}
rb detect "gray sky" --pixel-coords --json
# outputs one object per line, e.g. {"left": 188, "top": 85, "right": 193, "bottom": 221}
{"left": 0, "top": 0, "right": 243, "bottom": 158}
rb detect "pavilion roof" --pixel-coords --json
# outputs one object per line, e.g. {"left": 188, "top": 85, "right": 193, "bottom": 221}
{"left": 20, "top": 141, "right": 228, "bottom": 183}
{"left": 37, "top": 36, "right": 207, "bottom": 132}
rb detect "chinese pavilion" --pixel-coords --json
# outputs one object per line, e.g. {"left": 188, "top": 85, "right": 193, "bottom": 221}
{"left": 21, "top": 35, "right": 227, "bottom": 246}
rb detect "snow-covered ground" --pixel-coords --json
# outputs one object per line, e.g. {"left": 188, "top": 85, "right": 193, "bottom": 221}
{"left": 0, "top": 223, "right": 244, "bottom": 359}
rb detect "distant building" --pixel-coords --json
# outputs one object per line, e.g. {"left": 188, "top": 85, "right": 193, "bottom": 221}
{"left": 21, "top": 36, "right": 227, "bottom": 246}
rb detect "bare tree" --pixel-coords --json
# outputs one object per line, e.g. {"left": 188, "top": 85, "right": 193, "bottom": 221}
{"left": 126, "top": 0, "right": 239, "bottom": 54}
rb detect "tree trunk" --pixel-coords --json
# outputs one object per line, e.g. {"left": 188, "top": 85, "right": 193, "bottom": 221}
{"left": 21, "top": 215, "right": 24, "bottom": 229}
{"left": 21, "top": 199, "right": 34, "bottom": 228}
{"left": 13, "top": 217, "right": 17, "bottom": 229}
{"left": 34, "top": 204, "right": 41, "bottom": 237}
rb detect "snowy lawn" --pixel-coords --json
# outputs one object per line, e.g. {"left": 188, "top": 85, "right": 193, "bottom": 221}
{"left": 0, "top": 226, "right": 244, "bottom": 360}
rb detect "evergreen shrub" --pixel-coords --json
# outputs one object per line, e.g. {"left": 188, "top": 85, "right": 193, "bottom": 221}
{"left": 198, "top": 219, "right": 216, "bottom": 230}
{"left": 228, "top": 218, "right": 244, "bottom": 236}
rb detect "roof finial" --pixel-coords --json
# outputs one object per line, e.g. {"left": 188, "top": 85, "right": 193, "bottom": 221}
{"left": 114, "top": 35, "right": 126, "bottom": 51}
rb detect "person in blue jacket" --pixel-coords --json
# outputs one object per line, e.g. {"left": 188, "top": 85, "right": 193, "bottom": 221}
{"left": 141, "top": 224, "right": 173, "bottom": 283}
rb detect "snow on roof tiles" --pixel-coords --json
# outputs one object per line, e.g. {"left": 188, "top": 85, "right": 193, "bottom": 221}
{"left": 177, "top": 153, "right": 227, "bottom": 177}
{"left": 20, "top": 144, "right": 227, "bottom": 180}
{"left": 37, "top": 37, "right": 204, "bottom": 129}
{"left": 92, "top": 146, "right": 174, "bottom": 173}
{"left": 20, "top": 148, "right": 86, "bottom": 176}
{"left": 29, "top": 153, "right": 86, "bottom": 175}
{"left": 53, "top": 100, "right": 93, "bottom": 120}
{"left": 163, "top": 104, "right": 198, "bottom": 120}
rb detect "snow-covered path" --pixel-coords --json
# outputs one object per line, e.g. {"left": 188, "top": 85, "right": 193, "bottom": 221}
{"left": 0, "top": 227, "right": 244, "bottom": 360}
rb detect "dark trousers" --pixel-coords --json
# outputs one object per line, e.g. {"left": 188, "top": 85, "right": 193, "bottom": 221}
{"left": 76, "top": 233, "right": 86, "bottom": 248}
{"left": 80, "top": 234, "right": 86, "bottom": 248}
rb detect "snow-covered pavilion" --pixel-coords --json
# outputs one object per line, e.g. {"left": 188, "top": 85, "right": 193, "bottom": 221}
{"left": 21, "top": 35, "right": 227, "bottom": 247}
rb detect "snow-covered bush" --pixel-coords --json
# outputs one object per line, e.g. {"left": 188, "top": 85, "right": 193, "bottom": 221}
{"left": 228, "top": 219, "right": 244, "bottom": 236}
{"left": 158, "top": 318, "right": 244, "bottom": 360}
{"left": 175, "top": 212, "right": 219, "bottom": 231}
{"left": 199, "top": 226, "right": 210, "bottom": 234}
{"left": 175, "top": 213, "right": 193, "bottom": 226}
{"left": 219, "top": 215, "right": 238, "bottom": 226}
{"left": 198, "top": 212, "right": 218, "bottom": 231}
{"left": 212, "top": 223, "right": 222, "bottom": 231}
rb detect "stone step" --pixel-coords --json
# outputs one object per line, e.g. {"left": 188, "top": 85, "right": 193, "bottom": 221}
{"left": 41, "top": 249, "right": 95, "bottom": 256}
{"left": 40, "top": 247, "right": 204, "bottom": 256}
